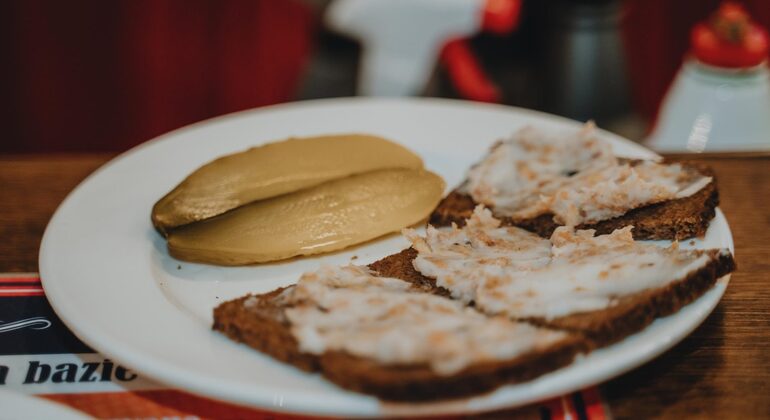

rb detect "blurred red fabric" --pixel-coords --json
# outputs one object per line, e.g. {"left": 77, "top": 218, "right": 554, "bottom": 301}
{"left": 3, "top": 1, "right": 768, "bottom": 153}
{"left": 0, "top": 0, "right": 314, "bottom": 153}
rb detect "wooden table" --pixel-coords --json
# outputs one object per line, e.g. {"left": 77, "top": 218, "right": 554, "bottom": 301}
{"left": 1, "top": 153, "right": 769, "bottom": 418}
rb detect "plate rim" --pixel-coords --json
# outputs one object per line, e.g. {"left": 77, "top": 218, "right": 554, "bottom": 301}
{"left": 39, "top": 97, "right": 734, "bottom": 417}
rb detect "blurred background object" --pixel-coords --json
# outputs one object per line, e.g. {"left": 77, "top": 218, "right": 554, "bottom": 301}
{"left": 646, "top": 1, "right": 770, "bottom": 152}
{"left": 1, "top": 0, "right": 769, "bottom": 154}
{"left": 541, "top": 0, "right": 630, "bottom": 122}
{"left": 324, "top": 0, "right": 521, "bottom": 101}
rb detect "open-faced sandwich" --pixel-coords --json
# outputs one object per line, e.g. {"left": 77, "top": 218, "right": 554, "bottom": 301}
{"left": 214, "top": 262, "right": 588, "bottom": 401}
{"left": 214, "top": 206, "right": 734, "bottom": 400}
{"left": 430, "top": 123, "right": 718, "bottom": 240}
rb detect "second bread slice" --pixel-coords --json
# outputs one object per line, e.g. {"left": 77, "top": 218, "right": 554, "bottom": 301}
{"left": 213, "top": 265, "right": 588, "bottom": 401}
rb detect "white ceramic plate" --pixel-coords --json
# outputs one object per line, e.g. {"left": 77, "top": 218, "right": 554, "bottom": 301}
{"left": 0, "top": 390, "right": 91, "bottom": 420}
{"left": 40, "top": 98, "right": 734, "bottom": 418}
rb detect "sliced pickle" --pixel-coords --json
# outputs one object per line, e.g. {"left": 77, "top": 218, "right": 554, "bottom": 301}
{"left": 167, "top": 168, "right": 445, "bottom": 265}
{"left": 152, "top": 134, "right": 423, "bottom": 233}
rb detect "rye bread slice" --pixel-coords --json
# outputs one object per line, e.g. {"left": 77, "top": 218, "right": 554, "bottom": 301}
{"left": 430, "top": 163, "right": 719, "bottom": 241}
{"left": 212, "top": 240, "right": 734, "bottom": 400}
{"left": 369, "top": 247, "right": 735, "bottom": 346}
{"left": 212, "top": 269, "right": 588, "bottom": 401}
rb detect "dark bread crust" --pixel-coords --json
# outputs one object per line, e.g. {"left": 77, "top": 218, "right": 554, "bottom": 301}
{"left": 212, "top": 243, "right": 735, "bottom": 401}
{"left": 319, "top": 335, "right": 587, "bottom": 401}
{"left": 213, "top": 289, "right": 319, "bottom": 372}
{"left": 368, "top": 248, "right": 450, "bottom": 297}
{"left": 212, "top": 256, "right": 589, "bottom": 401}
{"left": 430, "top": 163, "right": 719, "bottom": 241}
{"left": 368, "top": 247, "right": 735, "bottom": 347}
{"left": 524, "top": 251, "right": 736, "bottom": 346}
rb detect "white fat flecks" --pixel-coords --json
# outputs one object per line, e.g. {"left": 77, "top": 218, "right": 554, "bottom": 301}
{"left": 463, "top": 123, "right": 712, "bottom": 226}
{"left": 403, "top": 207, "right": 551, "bottom": 304}
{"left": 406, "top": 206, "right": 714, "bottom": 320}
{"left": 277, "top": 265, "right": 566, "bottom": 375}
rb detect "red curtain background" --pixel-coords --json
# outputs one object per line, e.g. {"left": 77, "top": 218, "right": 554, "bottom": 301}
{"left": 1, "top": 0, "right": 768, "bottom": 153}
{"left": 0, "top": 0, "right": 314, "bottom": 153}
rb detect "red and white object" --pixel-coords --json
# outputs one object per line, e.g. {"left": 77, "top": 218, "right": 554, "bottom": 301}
{"left": 325, "top": 0, "right": 520, "bottom": 99}
{"left": 647, "top": 2, "right": 770, "bottom": 153}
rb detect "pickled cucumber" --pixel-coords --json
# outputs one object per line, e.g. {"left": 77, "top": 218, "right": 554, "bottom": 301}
{"left": 152, "top": 134, "right": 423, "bottom": 233}
{"left": 167, "top": 168, "right": 444, "bottom": 265}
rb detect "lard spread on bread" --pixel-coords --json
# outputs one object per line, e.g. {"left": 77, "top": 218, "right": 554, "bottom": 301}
{"left": 254, "top": 265, "right": 567, "bottom": 375}
{"left": 461, "top": 123, "right": 713, "bottom": 226}
{"left": 404, "top": 206, "right": 728, "bottom": 320}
